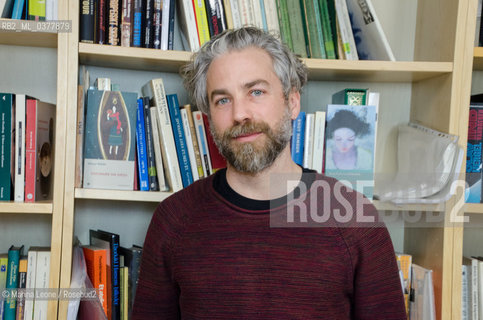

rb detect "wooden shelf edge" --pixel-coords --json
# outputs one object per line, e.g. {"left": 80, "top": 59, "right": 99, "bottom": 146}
{"left": 373, "top": 200, "right": 446, "bottom": 212}
{"left": 463, "top": 202, "right": 483, "bottom": 214}
{"left": 0, "top": 19, "right": 58, "bottom": 48}
{"left": 78, "top": 42, "right": 453, "bottom": 82}
{"left": 75, "top": 188, "right": 172, "bottom": 202}
{"left": 0, "top": 201, "right": 53, "bottom": 214}
{"left": 473, "top": 47, "right": 483, "bottom": 70}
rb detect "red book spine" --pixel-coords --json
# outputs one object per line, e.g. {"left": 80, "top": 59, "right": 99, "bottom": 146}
{"left": 24, "top": 99, "right": 37, "bottom": 202}
{"left": 202, "top": 113, "right": 226, "bottom": 172}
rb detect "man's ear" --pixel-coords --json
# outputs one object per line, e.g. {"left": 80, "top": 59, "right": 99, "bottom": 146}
{"left": 288, "top": 89, "right": 301, "bottom": 120}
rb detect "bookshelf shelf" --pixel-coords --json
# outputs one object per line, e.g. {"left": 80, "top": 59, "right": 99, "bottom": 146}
{"left": 0, "top": 201, "right": 53, "bottom": 214}
{"left": 473, "top": 47, "right": 483, "bottom": 70}
{"left": 78, "top": 42, "right": 453, "bottom": 82}
{"left": 74, "top": 188, "right": 172, "bottom": 202}
{"left": 0, "top": 19, "right": 58, "bottom": 48}
{"left": 464, "top": 203, "right": 483, "bottom": 214}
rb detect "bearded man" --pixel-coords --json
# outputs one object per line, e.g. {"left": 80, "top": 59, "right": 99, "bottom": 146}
{"left": 132, "top": 27, "right": 406, "bottom": 320}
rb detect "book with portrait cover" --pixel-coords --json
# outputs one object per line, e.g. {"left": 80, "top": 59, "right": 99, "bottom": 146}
{"left": 324, "top": 104, "right": 377, "bottom": 199}
{"left": 83, "top": 90, "right": 137, "bottom": 190}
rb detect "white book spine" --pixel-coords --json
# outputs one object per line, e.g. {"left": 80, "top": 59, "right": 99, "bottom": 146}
{"left": 14, "top": 94, "right": 26, "bottom": 202}
{"left": 368, "top": 91, "right": 379, "bottom": 172}
{"left": 312, "top": 111, "right": 326, "bottom": 173}
{"left": 472, "top": 258, "right": 479, "bottom": 320}
{"left": 230, "top": 0, "right": 242, "bottom": 28}
{"left": 24, "top": 250, "right": 37, "bottom": 320}
{"left": 302, "top": 113, "right": 315, "bottom": 169}
{"left": 33, "top": 251, "right": 50, "bottom": 320}
{"left": 250, "top": 0, "right": 263, "bottom": 29}
{"left": 146, "top": 79, "right": 183, "bottom": 192}
{"left": 462, "top": 265, "right": 468, "bottom": 320}
{"left": 180, "top": 108, "right": 200, "bottom": 181}
{"left": 263, "top": 0, "right": 280, "bottom": 35}
{"left": 160, "top": 0, "right": 170, "bottom": 50}
{"left": 149, "top": 107, "right": 168, "bottom": 191}
{"left": 193, "top": 111, "right": 212, "bottom": 176}
{"left": 479, "top": 260, "right": 483, "bottom": 320}
{"left": 334, "top": 0, "right": 358, "bottom": 60}
{"left": 179, "top": 0, "right": 200, "bottom": 51}
{"left": 238, "top": 0, "right": 255, "bottom": 26}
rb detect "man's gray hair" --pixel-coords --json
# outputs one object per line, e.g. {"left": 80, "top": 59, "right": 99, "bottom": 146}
{"left": 180, "top": 27, "right": 308, "bottom": 114}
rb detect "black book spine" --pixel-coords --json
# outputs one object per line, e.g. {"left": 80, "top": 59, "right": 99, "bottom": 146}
{"left": 142, "top": 97, "right": 159, "bottom": 191}
{"left": 80, "top": 0, "right": 96, "bottom": 43}
{"left": 143, "top": 0, "right": 154, "bottom": 48}
{"left": 152, "top": 0, "right": 162, "bottom": 49}
{"left": 204, "top": 0, "right": 227, "bottom": 37}
{"left": 167, "top": 0, "right": 175, "bottom": 50}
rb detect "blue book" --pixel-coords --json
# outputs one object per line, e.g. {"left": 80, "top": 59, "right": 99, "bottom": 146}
{"left": 10, "top": 0, "right": 24, "bottom": 19}
{"left": 143, "top": 96, "right": 159, "bottom": 191}
{"left": 291, "top": 111, "right": 306, "bottom": 166}
{"left": 3, "top": 245, "right": 23, "bottom": 320}
{"left": 166, "top": 94, "right": 193, "bottom": 187}
{"left": 136, "top": 98, "right": 149, "bottom": 191}
{"left": 132, "top": 0, "right": 143, "bottom": 47}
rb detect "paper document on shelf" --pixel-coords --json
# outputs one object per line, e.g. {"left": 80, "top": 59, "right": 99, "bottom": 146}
{"left": 409, "top": 264, "right": 436, "bottom": 320}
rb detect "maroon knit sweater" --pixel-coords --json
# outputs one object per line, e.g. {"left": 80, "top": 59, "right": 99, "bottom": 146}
{"left": 132, "top": 171, "right": 407, "bottom": 319}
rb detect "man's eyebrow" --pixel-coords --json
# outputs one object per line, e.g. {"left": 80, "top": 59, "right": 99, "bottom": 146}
{"left": 210, "top": 89, "right": 229, "bottom": 102}
{"left": 244, "top": 79, "right": 269, "bottom": 89}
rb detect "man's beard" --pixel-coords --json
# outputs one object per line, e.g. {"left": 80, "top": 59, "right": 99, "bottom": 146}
{"left": 210, "top": 107, "right": 293, "bottom": 174}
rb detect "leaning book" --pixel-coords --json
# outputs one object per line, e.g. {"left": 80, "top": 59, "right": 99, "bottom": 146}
{"left": 83, "top": 90, "right": 138, "bottom": 190}
{"left": 324, "top": 104, "right": 377, "bottom": 199}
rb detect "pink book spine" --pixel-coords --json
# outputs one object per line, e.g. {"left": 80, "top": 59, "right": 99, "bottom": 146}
{"left": 24, "top": 99, "right": 37, "bottom": 202}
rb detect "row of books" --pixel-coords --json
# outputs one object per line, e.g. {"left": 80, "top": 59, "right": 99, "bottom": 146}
{"left": 82, "top": 229, "right": 142, "bottom": 320}
{"left": 291, "top": 88, "right": 379, "bottom": 200}
{"left": 77, "top": 77, "right": 226, "bottom": 192}
{"left": 462, "top": 256, "right": 483, "bottom": 320}
{"left": 0, "top": 245, "right": 51, "bottom": 320}
{"left": 79, "top": 0, "right": 176, "bottom": 49}
{"left": 0, "top": 0, "right": 57, "bottom": 20}
{"left": 0, "top": 93, "right": 56, "bottom": 202}
{"left": 78, "top": 0, "right": 395, "bottom": 61}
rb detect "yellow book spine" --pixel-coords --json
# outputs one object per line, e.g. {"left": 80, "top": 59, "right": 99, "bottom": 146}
{"left": 192, "top": 0, "right": 211, "bottom": 45}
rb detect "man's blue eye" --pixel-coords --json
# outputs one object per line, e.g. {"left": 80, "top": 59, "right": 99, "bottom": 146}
{"left": 217, "top": 98, "right": 229, "bottom": 105}
{"left": 251, "top": 90, "right": 263, "bottom": 96}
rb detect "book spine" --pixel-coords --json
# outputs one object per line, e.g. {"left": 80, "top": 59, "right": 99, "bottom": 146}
{"left": 334, "top": 0, "right": 358, "bottom": 60}
{"left": 286, "top": 0, "right": 307, "bottom": 58}
{"left": 202, "top": 114, "right": 226, "bottom": 172}
{"left": 205, "top": 0, "right": 227, "bottom": 37}
{"left": 222, "top": 0, "right": 234, "bottom": 29}
{"left": 132, "top": 0, "right": 143, "bottom": 47}
{"left": 251, "top": 0, "right": 264, "bottom": 29}
{"left": 15, "top": 259, "right": 27, "bottom": 320}
{"left": 75, "top": 86, "right": 85, "bottom": 188}
{"left": 149, "top": 107, "right": 168, "bottom": 191}
{"left": 298, "top": 0, "right": 313, "bottom": 58}
{"left": 121, "top": 0, "right": 133, "bottom": 47}
{"left": 312, "top": 111, "right": 326, "bottom": 173}
{"left": 228, "top": 0, "right": 242, "bottom": 28}
{"left": 144, "top": 0, "right": 154, "bottom": 48}
{"left": 192, "top": 0, "right": 211, "bottom": 45}
{"left": 166, "top": 0, "right": 176, "bottom": 50}
{"left": 258, "top": 0, "right": 268, "bottom": 31}
{"left": 83, "top": 247, "right": 108, "bottom": 316}
{"left": 136, "top": 99, "right": 150, "bottom": 191}
{"left": 144, "top": 79, "right": 183, "bottom": 192}
{"left": 28, "top": 0, "right": 45, "bottom": 20}
{"left": 14, "top": 94, "right": 26, "bottom": 202}
{"left": 304, "top": 0, "right": 325, "bottom": 59}
{"left": 97, "top": 0, "right": 107, "bottom": 44}
{"left": 180, "top": 108, "right": 200, "bottom": 181}
{"left": 311, "top": 0, "right": 327, "bottom": 58}
{"left": 192, "top": 111, "right": 212, "bottom": 176}
{"left": 111, "top": 240, "right": 121, "bottom": 320}
{"left": 0, "top": 257, "right": 8, "bottom": 319}
{"left": 152, "top": 0, "right": 162, "bottom": 49}
{"left": 182, "top": 105, "right": 204, "bottom": 179}
{"left": 0, "top": 94, "right": 12, "bottom": 201}
{"left": 4, "top": 247, "right": 21, "bottom": 320}
{"left": 80, "top": 0, "right": 96, "bottom": 43}
{"left": 276, "top": 0, "right": 293, "bottom": 51}
{"left": 143, "top": 97, "right": 159, "bottom": 191}
{"left": 108, "top": 0, "right": 120, "bottom": 45}
{"left": 238, "top": 0, "right": 254, "bottom": 26}
{"left": 23, "top": 251, "right": 37, "bottom": 320}
{"left": 318, "top": 0, "right": 336, "bottom": 59}
{"left": 178, "top": 0, "right": 200, "bottom": 51}
{"left": 263, "top": 0, "right": 280, "bottom": 34}
{"left": 466, "top": 105, "right": 483, "bottom": 203}
{"left": 303, "top": 113, "right": 315, "bottom": 168}
{"left": 291, "top": 111, "right": 306, "bottom": 166}
{"left": 167, "top": 94, "right": 194, "bottom": 188}
{"left": 33, "top": 251, "right": 50, "bottom": 320}
{"left": 10, "top": 0, "right": 25, "bottom": 19}
{"left": 160, "top": 0, "right": 170, "bottom": 50}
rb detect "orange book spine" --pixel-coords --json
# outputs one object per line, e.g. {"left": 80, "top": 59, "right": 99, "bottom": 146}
{"left": 83, "top": 247, "right": 108, "bottom": 317}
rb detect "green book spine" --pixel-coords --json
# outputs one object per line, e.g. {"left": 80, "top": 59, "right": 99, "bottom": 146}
{"left": 28, "top": 0, "right": 46, "bottom": 21}
{"left": 4, "top": 246, "right": 23, "bottom": 320}
{"left": 332, "top": 88, "right": 369, "bottom": 105}
{"left": 276, "top": 0, "right": 293, "bottom": 51}
{"left": 0, "top": 93, "right": 13, "bottom": 201}
{"left": 311, "top": 0, "right": 327, "bottom": 59}
{"left": 318, "top": 0, "right": 336, "bottom": 59}
{"left": 327, "top": 0, "right": 339, "bottom": 59}
{"left": 286, "top": 0, "right": 308, "bottom": 58}
{"left": 299, "top": 0, "right": 313, "bottom": 58}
